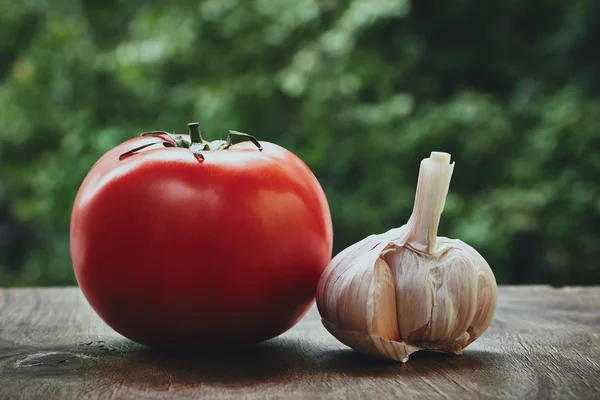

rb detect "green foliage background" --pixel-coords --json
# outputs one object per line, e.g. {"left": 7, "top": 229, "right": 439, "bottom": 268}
{"left": 1, "top": 0, "right": 599, "bottom": 286}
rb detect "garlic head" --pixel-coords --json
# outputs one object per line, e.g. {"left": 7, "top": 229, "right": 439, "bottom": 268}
{"left": 316, "top": 152, "right": 498, "bottom": 362}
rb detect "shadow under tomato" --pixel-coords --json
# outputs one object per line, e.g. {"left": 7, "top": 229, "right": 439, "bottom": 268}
{"left": 78, "top": 337, "right": 324, "bottom": 389}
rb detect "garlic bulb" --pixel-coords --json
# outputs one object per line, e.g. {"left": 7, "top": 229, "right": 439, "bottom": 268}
{"left": 316, "top": 152, "right": 497, "bottom": 362}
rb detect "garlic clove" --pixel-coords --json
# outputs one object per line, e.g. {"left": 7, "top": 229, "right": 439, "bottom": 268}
{"left": 336, "top": 258, "right": 372, "bottom": 334}
{"left": 316, "top": 237, "right": 384, "bottom": 328}
{"left": 367, "top": 255, "right": 399, "bottom": 341}
{"left": 318, "top": 242, "right": 399, "bottom": 337}
{"left": 427, "top": 243, "right": 479, "bottom": 344}
{"left": 385, "top": 246, "right": 434, "bottom": 341}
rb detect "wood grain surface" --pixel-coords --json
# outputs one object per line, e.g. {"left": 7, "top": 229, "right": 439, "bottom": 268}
{"left": 0, "top": 287, "right": 599, "bottom": 399}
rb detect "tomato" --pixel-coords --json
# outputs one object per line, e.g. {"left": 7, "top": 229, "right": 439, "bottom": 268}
{"left": 70, "top": 125, "right": 333, "bottom": 346}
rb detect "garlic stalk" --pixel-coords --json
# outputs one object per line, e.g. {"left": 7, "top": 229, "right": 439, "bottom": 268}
{"left": 316, "top": 152, "right": 498, "bottom": 362}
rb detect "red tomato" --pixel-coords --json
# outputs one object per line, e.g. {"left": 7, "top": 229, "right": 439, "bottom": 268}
{"left": 70, "top": 127, "right": 333, "bottom": 346}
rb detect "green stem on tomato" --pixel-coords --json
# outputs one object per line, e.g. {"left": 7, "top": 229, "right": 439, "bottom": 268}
{"left": 226, "top": 130, "right": 263, "bottom": 151}
{"left": 122, "top": 123, "right": 261, "bottom": 162}
{"left": 187, "top": 122, "right": 203, "bottom": 144}
{"left": 119, "top": 141, "right": 175, "bottom": 160}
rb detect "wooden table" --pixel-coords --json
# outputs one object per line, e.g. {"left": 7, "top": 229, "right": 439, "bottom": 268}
{"left": 0, "top": 287, "right": 599, "bottom": 399}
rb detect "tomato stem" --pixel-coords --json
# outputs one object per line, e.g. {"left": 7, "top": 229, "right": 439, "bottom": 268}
{"left": 122, "top": 124, "right": 261, "bottom": 162}
{"left": 119, "top": 141, "right": 175, "bottom": 160}
{"left": 226, "top": 131, "right": 263, "bottom": 151}
{"left": 188, "top": 122, "right": 203, "bottom": 144}
{"left": 142, "top": 131, "right": 189, "bottom": 148}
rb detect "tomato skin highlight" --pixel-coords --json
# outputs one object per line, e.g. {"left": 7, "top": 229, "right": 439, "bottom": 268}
{"left": 70, "top": 135, "right": 333, "bottom": 346}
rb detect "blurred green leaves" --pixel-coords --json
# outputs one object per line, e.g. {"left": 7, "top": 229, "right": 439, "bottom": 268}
{"left": 0, "top": 0, "right": 599, "bottom": 286}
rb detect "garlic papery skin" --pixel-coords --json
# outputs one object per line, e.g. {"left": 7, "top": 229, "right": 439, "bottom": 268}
{"left": 316, "top": 152, "right": 498, "bottom": 362}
